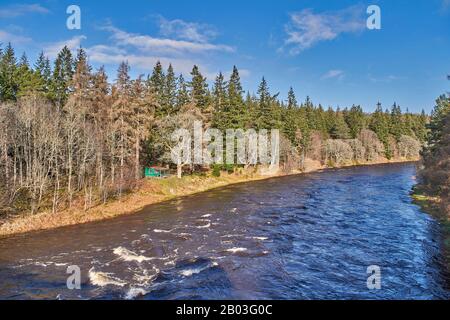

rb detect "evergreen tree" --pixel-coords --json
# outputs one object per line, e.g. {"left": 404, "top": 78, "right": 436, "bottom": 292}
{"left": 0, "top": 43, "right": 18, "bottom": 101}
{"left": 148, "top": 61, "right": 165, "bottom": 115}
{"left": 71, "top": 48, "right": 92, "bottom": 105}
{"left": 34, "top": 51, "right": 52, "bottom": 95}
{"left": 163, "top": 64, "right": 177, "bottom": 115}
{"left": 283, "top": 87, "right": 298, "bottom": 143}
{"left": 176, "top": 73, "right": 189, "bottom": 109}
{"left": 189, "top": 65, "right": 209, "bottom": 111}
{"left": 426, "top": 95, "right": 450, "bottom": 152}
{"left": 227, "top": 66, "right": 246, "bottom": 128}
{"left": 370, "top": 102, "right": 391, "bottom": 158}
{"left": 16, "top": 53, "right": 43, "bottom": 98}
{"left": 50, "top": 46, "right": 74, "bottom": 107}
{"left": 330, "top": 108, "right": 350, "bottom": 139}
{"left": 389, "top": 102, "right": 404, "bottom": 140}
{"left": 212, "top": 72, "right": 228, "bottom": 130}
{"left": 256, "top": 77, "right": 275, "bottom": 129}
{"left": 345, "top": 105, "right": 365, "bottom": 138}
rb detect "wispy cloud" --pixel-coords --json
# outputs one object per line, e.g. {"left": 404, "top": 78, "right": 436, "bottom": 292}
{"left": 282, "top": 5, "right": 366, "bottom": 54}
{"left": 102, "top": 24, "right": 234, "bottom": 55}
{"left": 322, "top": 69, "right": 345, "bottom": 80}
{"left": 0, "top": 30, "right": 31, "bottom": 44}
{"left": 0, "top": 4, "right": 49, "bottom": 18}
{"left": 86, "top": 43, "right": 246, "bottom": 80}
{"left": 442, "top": 0, "right": 450, "bottom": 10}
{"left": 368, "top": 74, "right": 405, "bottom": 83}
{"left": 44, "top": 36, "right": 87, "bottom": 58}
{"left": 42, "top": 17, "right": 240, "bottom": 80}
{"left": 157, "top": 16, "right": 218, "bottom": 43}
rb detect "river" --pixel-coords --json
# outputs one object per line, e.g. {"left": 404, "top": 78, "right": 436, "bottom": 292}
{"left": 0, "top": 163, "right": 448, "bottom": 300}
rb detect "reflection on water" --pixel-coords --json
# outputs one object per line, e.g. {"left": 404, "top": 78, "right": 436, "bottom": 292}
{"left": 0, "top": 163, "right": 449, "bottom": 300}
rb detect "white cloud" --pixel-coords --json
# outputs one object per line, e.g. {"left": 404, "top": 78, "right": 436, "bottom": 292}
{"left": 0, "top": 30, "right": 31, "bottom": 44}
{"left": 282, "top": 5, "right": 366, "bottom": 54}
{"left": 44, "top": 36, "right": 87, "bottom": 58}
{"left": 42, "top": 21, "right": 243, "bottom": 81}
{"left": 157, "top": 16, "right": 218, "bottom": 43}
{"left": 322, "top": 69, "right": 345, "bottom": 80}
{"left": 86, "top": 44, "right": 199, "bottom": 75}
{"left": 86, "top": 44, "right": 247, "bottom": 80}
{"left": 102, "top": 24, "right": 234, "bottom": 55}
{"left": 0, "top": 4, "right": 49, "bottom": 18}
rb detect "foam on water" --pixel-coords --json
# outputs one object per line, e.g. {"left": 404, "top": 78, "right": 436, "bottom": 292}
{"left": 153, "top": 228, "right": 173, "bottom": 233}
{"left": 88, "top": 268, "right": 127, "bottom": 287}
{"left": 196, "top": 223, "right": 211, "bottom": 229}
{"left": 113, "top": 247, "right": 151, "bottom": 263}
{"left": 226, "top": 248, "right": 248, "bottom": 254}
{"left": 179, "top": 261, "right": 219, "bottom": 277}
{"left": 125, "top": 287, "right": 148, "bottom": 300}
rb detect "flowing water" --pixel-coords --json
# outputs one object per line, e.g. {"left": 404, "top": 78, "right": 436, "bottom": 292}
{"left": 0, "top": 163, "right": 449, "bottom": 300}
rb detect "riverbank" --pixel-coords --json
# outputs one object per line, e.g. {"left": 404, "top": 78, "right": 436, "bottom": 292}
{"left": 0, "top": 158, "right": 417, "bottom": 238}
{"left": 412, "top": 186, "right": 450, "bottom": 271}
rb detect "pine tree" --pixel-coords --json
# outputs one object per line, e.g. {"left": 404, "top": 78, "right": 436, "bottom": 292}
{"left": 426, "top": 95, "right": 450, "bottom": 152}
{"left": 50, "top": 46, "right": 74, "bottom": 107}
{"left": 227, "top": 66, "right": 246, "bottom": 128}
{"left": 389, "top": 102, "right": 404, "bottom": 140}
{"left": 283, "top": 87, "right": 298, "bottom": 143}
{"left": 345, "top": 105, "right": 365, "bottom": 138}
{"left": 0, "top": 43, "right": 18, "bottom": 101}
{"left": 315, "top": 104, "right": 328, "bottom": 136}
{"left": 324, "top": 106, "right": 336, "bottom": 135}
{"left": 414, "top": 109, "right": 429, "bottom": 142}
{"left": 72, "top": 48, "right": 92, "bottom": 101}
{"left": 130, "top": 76, "right": 156, "bottom": 179}
{"left": 257, "top": 77, "right": 275, "bottom": 129}
{"left": 16, "top": 53, "right": 43, "bottom": 98}
{"left": 212, "top": 72, "right": 228, "bottom": 130}
{"left": 113, "top": 61, "right": 133, "bottom": 195}
{"left": 370, "top": 102, "right": 391, "bottom": 158}
{"left": 34, "top": 51, "right": 52, "bottom": 95}
{"left": 162, "top": 64, "right": 177, "bottom": 115}
{"left": 148, "top": 61, "right": 165, "bottom": 115}
{"left": 189, "top": 65, "right": 210, "bottom": 111}
{"left": 176, "top": 74, "right": 189, "bottom": 110}
{"left": 330, "top": 108, "right": 350, "bottom": 139}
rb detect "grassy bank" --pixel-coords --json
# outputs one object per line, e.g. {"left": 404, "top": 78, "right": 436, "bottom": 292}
{"left": 0, "top": 158, "right": 417, "bottom": 238}
{"left": 412, "top": 185, "right": 450, "bottom": 271}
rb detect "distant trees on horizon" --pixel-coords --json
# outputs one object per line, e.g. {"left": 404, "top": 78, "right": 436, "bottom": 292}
{"left": 0, "top": 42, "right": 428, "bottom": 215}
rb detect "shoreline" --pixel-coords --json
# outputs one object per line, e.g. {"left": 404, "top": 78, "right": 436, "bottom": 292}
{"left": 0, "top": 158, "right": 418, "bottom": 239}
{"left": 411, "top": 186, "right": 450, "bottom": 272}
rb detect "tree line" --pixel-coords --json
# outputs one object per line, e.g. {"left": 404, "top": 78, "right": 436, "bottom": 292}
{"left": 0, "top": 43, "right": 427, "bottom": 215}
{"left": 420, "top": 81, "right": 450, "bottom": 215}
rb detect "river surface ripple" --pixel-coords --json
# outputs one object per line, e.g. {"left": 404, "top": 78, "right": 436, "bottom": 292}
{"left": 0, "top": 163, "right": 449, "bottom": 300}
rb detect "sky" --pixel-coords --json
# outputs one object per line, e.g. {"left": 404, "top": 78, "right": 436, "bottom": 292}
{"left": 0, "top": 0, "right": 449, "bottom": 113}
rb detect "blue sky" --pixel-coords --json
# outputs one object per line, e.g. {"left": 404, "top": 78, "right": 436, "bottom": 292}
{"left": 0, "top": 0, "right": 449, "bottom": 112}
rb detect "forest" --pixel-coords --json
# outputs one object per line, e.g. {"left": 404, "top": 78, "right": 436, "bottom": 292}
{"left": 419, "top": 85, "right": 450, "bottom": 217}
{"left": 0, "top": 43, "right": 428, "bottom": 216}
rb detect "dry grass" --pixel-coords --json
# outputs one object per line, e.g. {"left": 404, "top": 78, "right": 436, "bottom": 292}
{"left": 0, "top": 158, "right": 418, "bottom": 238}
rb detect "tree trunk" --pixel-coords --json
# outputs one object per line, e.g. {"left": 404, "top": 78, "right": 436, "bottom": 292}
{"left": 177, "top": 163, "right": 182, "bottom": 179}
{"left": 135, "top": 136, "right": 140, "bottom": 180}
